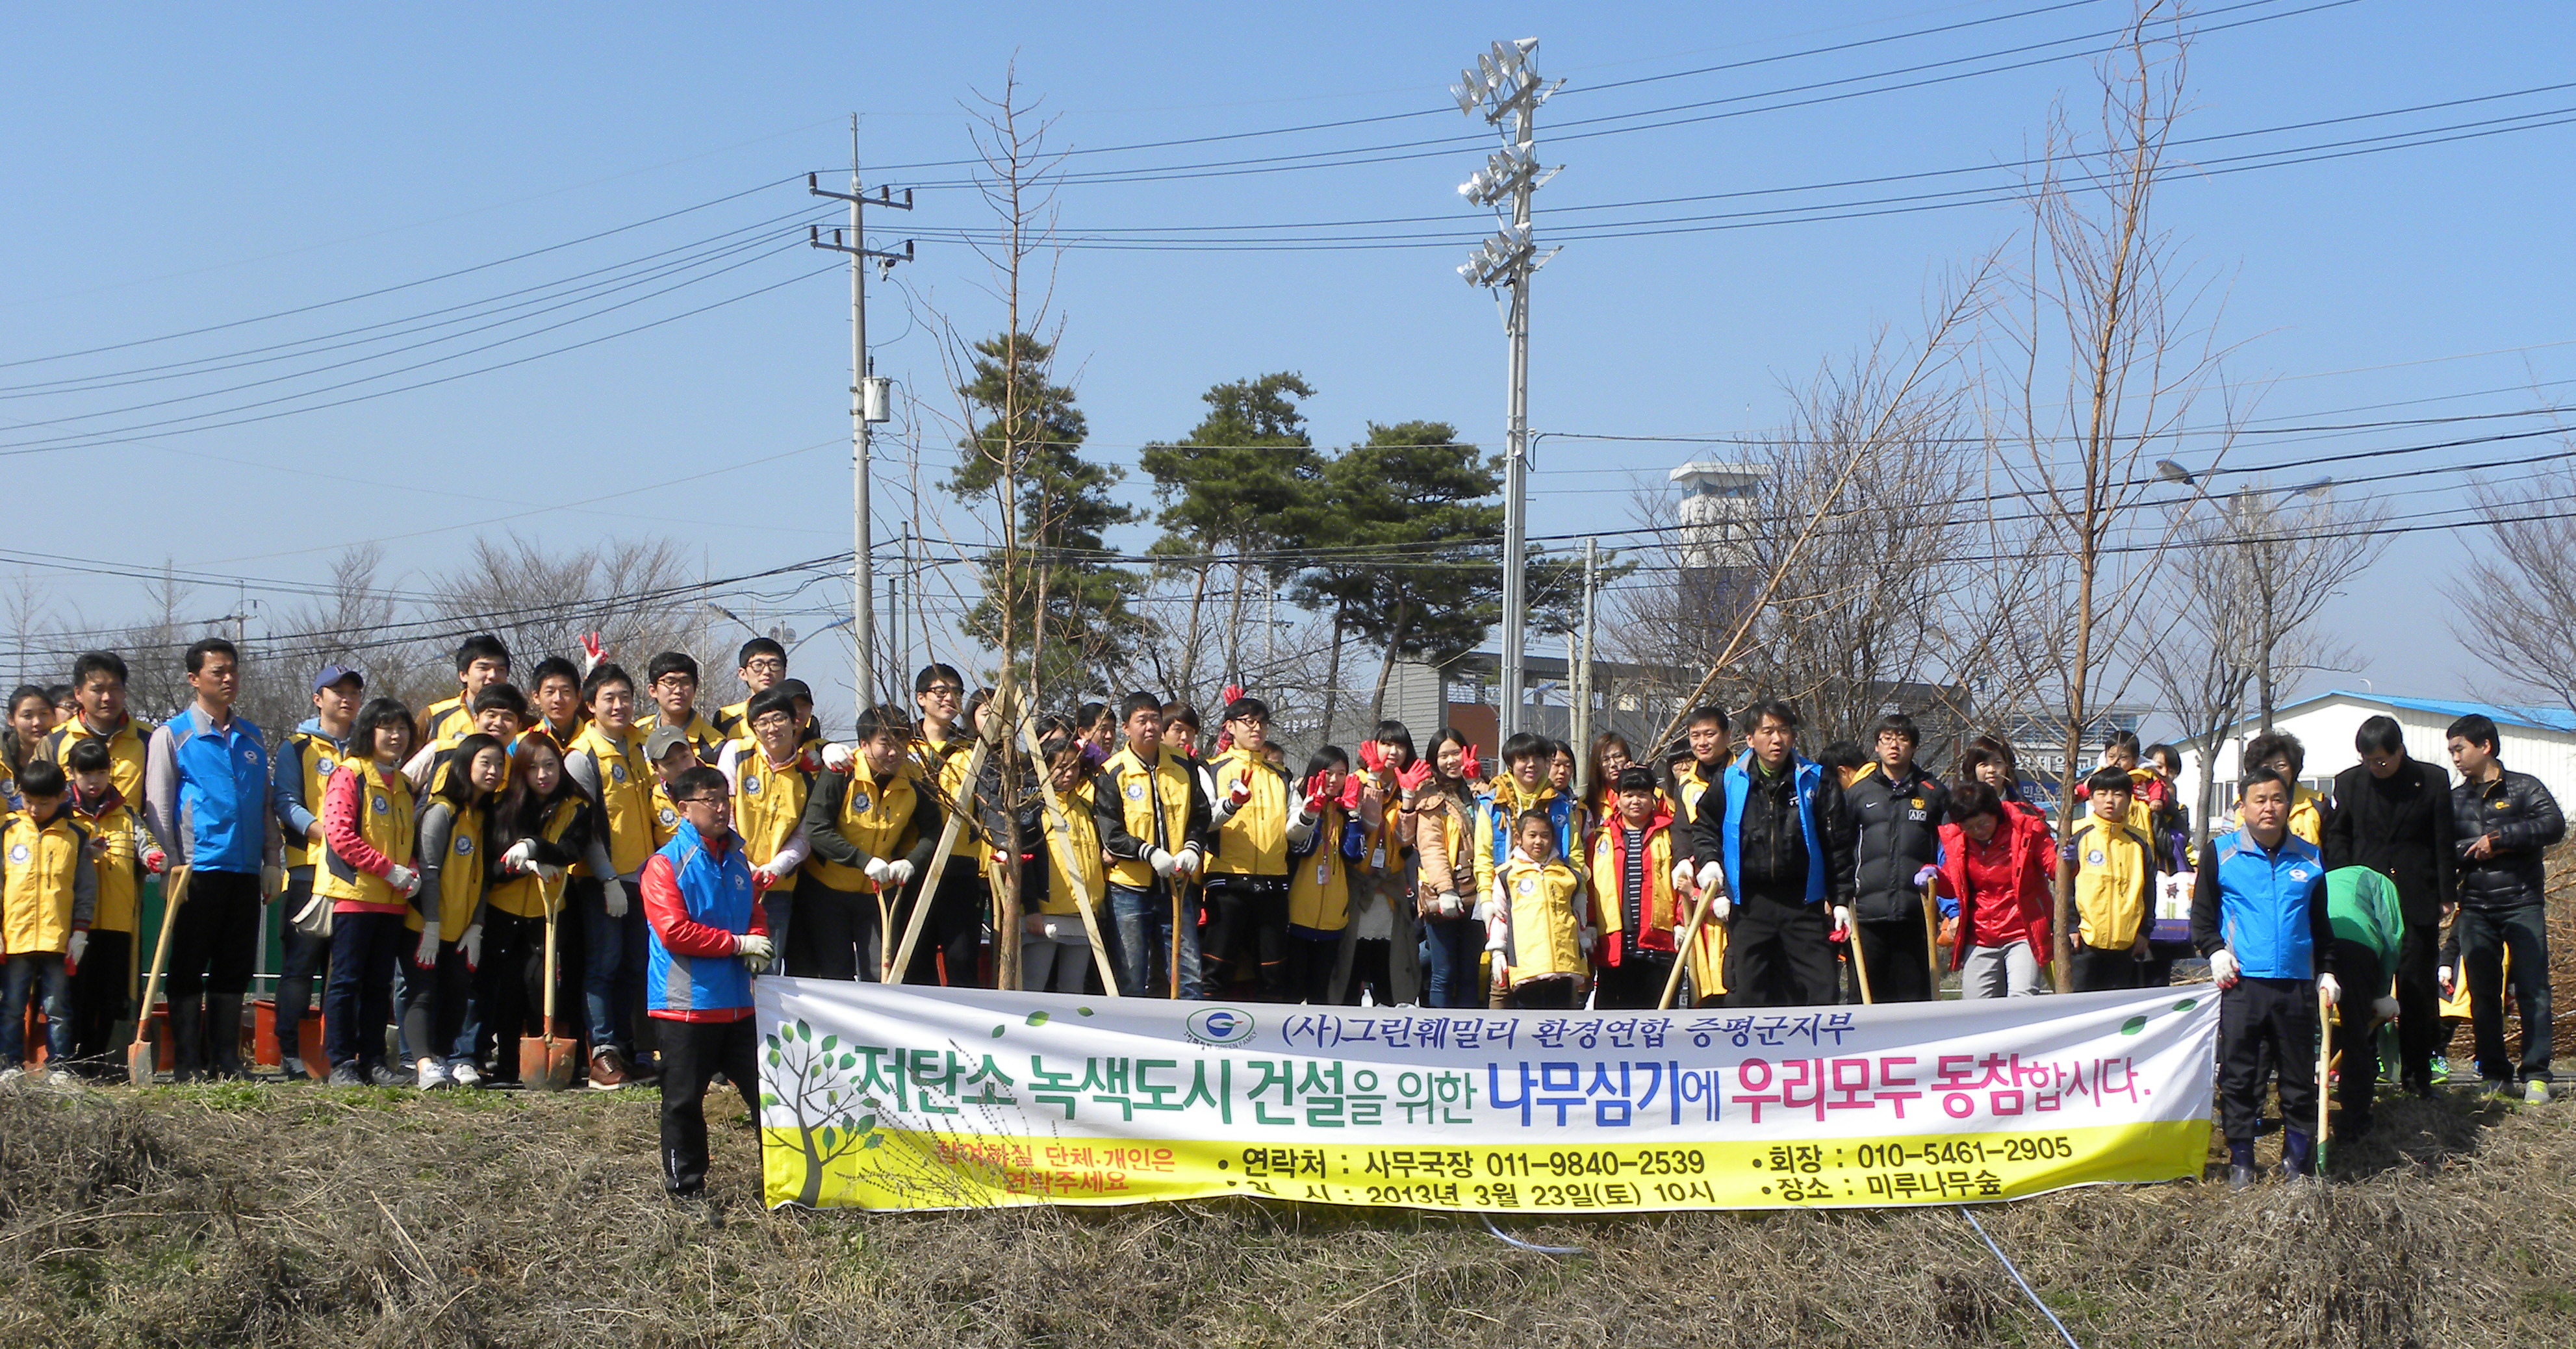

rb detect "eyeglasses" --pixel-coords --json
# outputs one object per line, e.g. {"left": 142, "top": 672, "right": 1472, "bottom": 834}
{"left": 743, "top": 658, "right": 787, "bottom": 674}
{"left": 677, "top": 796, "right": 730, "bottom": 807}
{"left": 920, "top": 685, "right": 963, "bottom": 699}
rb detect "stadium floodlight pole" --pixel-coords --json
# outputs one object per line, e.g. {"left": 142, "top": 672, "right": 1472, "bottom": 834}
{"left": 1453, "top": 38, "right": 1560, "bottom": 738}
{"left": 810, "top": 114, "right": 914, "bottom": 707}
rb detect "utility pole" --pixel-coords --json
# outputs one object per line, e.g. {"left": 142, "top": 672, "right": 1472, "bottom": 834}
{"left": 1575, "top": 536, "right": 1597, "bottom": 791}
{"left": 809, "top": 115, "right": 913, "bottom": 707}
{"left": 1453, "top": 38, "right": 1559, "bottom": 738}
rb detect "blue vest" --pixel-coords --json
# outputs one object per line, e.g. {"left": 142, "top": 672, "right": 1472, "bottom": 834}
{"left": 645, "top": 821, "right": 758, "bottom": 1015}
{"left": 1720, "top": 751, "right": 1828, "bottom": 903}
{"left": 1479, "top": 785, "right": 1575, "bottom": 879}
{"left": 2211, "top": 829, "right": 2325, "bottom": 980}
{"left": 166, "top": 707, "right": 269, "bottom": 872}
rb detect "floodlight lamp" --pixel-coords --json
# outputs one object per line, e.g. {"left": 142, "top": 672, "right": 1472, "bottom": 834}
{"left": 2155, "top": 459, "right": 2192, "bottom": 484}
{"left": 1477, "top": 53, "right": 1500, "bottom": 86}
{"left": 1453, "top": 82, "right": 1479, "bottom": 116}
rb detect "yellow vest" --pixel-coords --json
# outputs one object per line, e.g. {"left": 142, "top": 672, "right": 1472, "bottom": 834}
{"left": 420, "top": 696, "right": 469, "bottom": 748}
{"left": 913, "top": 729, "right": 982, "bottom": 859}
{"left": 279, "top": 729, "right": 345, "bottom": 869}
{"left": 1208, "top": 746, "right": 1290, "bottom": 876}
{"left": 637, "top": 710, "right": 726, "bottom": 763}
{"left": 1472, "top": 777, "right": 1563, "bottom": 900}
{"left": 574, "top": 723, "right": 656, "bottom": 876}
{"left": 487, "top": 796, "right": 581, "bottom": 920}
{"left": 1099, "top": 746, "right": 1197, "bottom": 891}
{"left": 44, "top": 716, "right": 149, "bottom": 809}
{"left": 733, "top": 748, "right": 811, "bottom": 893}
{"left": 1033, "top": 781, "right": 1106, "bottom": 918}
{"left": 808, "top": 763, "right": 926, "bottom": 892}
{"left": 418, "top": 800, "right": 488, "bottom": 934}
{"left": 1288, "top": 804, "right": 1352, "bottom": 932}
{"left": 71, "top": 800, "right": 144, "bottom": 935}
{"left": 1500, "top": 856, "right": 1585, "bottom": 984}
{"left": 2067, "top": 814, "right": 2154, "bottom": 948}
{"left": 316, "top": 762, "right": 418, "bottom": 907}
{"left": 1, "top": 811, "right": 89, "bottom": 953}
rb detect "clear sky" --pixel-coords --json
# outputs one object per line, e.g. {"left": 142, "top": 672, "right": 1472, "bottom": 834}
{"left": 3, "top": 1, "right": 2570, "bottom": 724}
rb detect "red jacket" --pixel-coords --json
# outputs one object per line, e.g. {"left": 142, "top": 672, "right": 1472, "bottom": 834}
{"left": 1934, "top": 812, "right": 2053, "bottom": 970}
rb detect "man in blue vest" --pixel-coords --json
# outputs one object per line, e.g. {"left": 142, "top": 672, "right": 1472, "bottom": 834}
{"left": 144, "top": 638, "right": 276, "bottom": 1082}
{"left": 2193, "top": 768, "right": 2336, "bottom": 1189}
{"left": 640, "top": 764, "right": 774, "bottom": 1200}
{"left": 1687, "top": 698, "right": 1855, "bottom": 1007}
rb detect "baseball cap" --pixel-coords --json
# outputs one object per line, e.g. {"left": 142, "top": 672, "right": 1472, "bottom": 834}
{"left": 643, "top": 724, "right": 695, "bottom": 763}
{"left": 312, "top": 664, "right": 364, "bottom": 694}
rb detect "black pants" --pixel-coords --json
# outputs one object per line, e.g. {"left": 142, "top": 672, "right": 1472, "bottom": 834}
{"left": 272, "top": 867, "right": 329, "bottom": 1064}
{"left": 1284, "top": 933, "right": 1338, "bottom": 1005}
{"left": 1594, "top": 952, "right": 1676, "bottom": 1009}
{"left": 1201, "top": 874, "right": 1290, "bottom": 1000}
{"left": 785, "top": 880, "right": 873, "bottom": 981}
{"left": 2393, "top": 916, "right": 2443, "bottom": 1092}
{"left": 1726, "top": 890, "right": 1837, "bottom": 1007}
{"left": 67, "top": 928, "right": 132, "bottom": 1063}
{"left": 325, "top": 910, "right": 405, "bottom": 1070}
{"left": 1342, "top": 938, "right": 1392, "bottom": 1006}
{"left": 901, "top": 857, "right": 987, "bottom": 986}
{"left": 470, "top": 909, "right": 546, "bottom": 1079}
{"left": 657, "top": 1016, "right": 760, "bottom": 1196}
{"left": 399, "top": 939, "right": 474, "bottom": 1065}
{"left": 2219, "top": 976, "right": 2320, "bottom": 1142}
{"left": 2138, "top": 938, "right": 2195, "bottom": 989}
{"left": 2457, "top": 901, "right": 2553, "bottom": 1085}
{"left": 1852, "top": 915, "right": 1932, "bottom": 1002}
{"left": 1510, "top": 977, "right": 1576, "bottom": 1010}
{"left": 2070, "top": 944, "right": 2144, "bottom": 992}
{"left": 2325, "top": 937, "right": 2390, "bottom": 1126}
{"left": 165, "top": 868, "right": 261, "bottom": 1003}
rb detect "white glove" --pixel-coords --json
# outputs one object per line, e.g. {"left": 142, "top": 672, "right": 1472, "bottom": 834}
{"left": 2437, "top": 965, "right": 2453, "bottom": 997}
{"left": 1912, "top": 864, "right": 1939, "bottom": 888}
{"left": 1694, "top": 861, "right": 1726, "bottom": 896}
{"left": 67, "top": 931, "right": 87, "bottom": 964}
{"left": 502, "top": 839, "right": 536, "bottom": 874}
{"left": 1226, "top": 778, "right": 1252, "bottom": 807}
{"left": 1670, "top": 860, "right": 1696, "bottom": 894}
{"left": 1147, "top": 848, "right": 1176, "bottom": 878}
{"left": 883, "top": 858, "right": 915, "bottom": 889}
{"left": 602, "top": 878, "right": 629, "bottom": 919}
{"left": 459, "top": 924, "right": 483, "bottom": 970}
{"left": 2371, "top": 995, "right": 2401, "bottom": 1022}
{"left": 737, "top": 932, "right": 776, "bottom": 974}
{"left": 414, "top": 924, "right": 441, "bottom": 967}
{"left": 863, "top": 856, "right": 895, "bottom": 885}
{"left": 752, "top": 857, "right": 789, "bottom": 885}
{"left": 1171, "top": 846, "right": 1203, "bottom": 879}
{"left": 821, "top": 742, "right": 854, "bottom": 772}
{"left": 2210, "top": 948, "right": 2239, "bottom": 989}
{"left": 1831, "top": 905, "right": 1852, "bottom": 939}
{"left": 1472, "top": 897, "right": 1498, "bottom": 924}
{"left": 2317, "top": 972, "right": 2341, "bottom": 1005}
{"left": 1671, "top": 923, "right": 1691, "bottom": 948}
{"left": 385, "top": 864, "right": 422, "bottom": 899}
{"left": 1483, "top": 919, "right": 1509, "bottom": 953}
{"left": 1579, "top": 926, "right": 1598, "bottom": 956}
{"left": 531, "top": 860, "right": 565, "bottom": 883}
{"left": 1432, "top": 890, "right": 1464, "bottom": 920}
{"left": 262, "top": 864, "right": 285, "bottom": 898}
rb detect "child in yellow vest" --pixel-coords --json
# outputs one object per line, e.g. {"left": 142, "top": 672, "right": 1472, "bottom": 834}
{"left": 1284, "top": 747, "right": 1361, "bottom": 1004}
{"left": 1010, "top": 727, "right": 1108, "bottom": 994}
{"left": 1491, "top": 811, "right": 1590, "bottom": 1011}
{"left": 317, "top": 698, "right": 422, "bottom": 1086}
{"left": 403, "top": 733, "right": 506, "bottom": 1090}
{"left": 0, "top": 759, "right": 96, "bottom": 1075}
{"left": 64, "top": 738, "right": 148, "bottom": 1074}
{"left": 2060, "top": 766, "right": 2160, "bottom": 992}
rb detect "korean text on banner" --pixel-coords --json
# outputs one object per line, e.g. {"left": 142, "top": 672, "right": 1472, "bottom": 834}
{"left": 755, "top": 981, "right": 2217, "bottom": 1213}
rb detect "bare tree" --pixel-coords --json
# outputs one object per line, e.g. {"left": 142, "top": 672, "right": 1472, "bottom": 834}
{"left": 2442, "top": 447, "right": 2576, "bottom": 717}
{"left": 426, "top": 535, "right": 720, "bottom": 686}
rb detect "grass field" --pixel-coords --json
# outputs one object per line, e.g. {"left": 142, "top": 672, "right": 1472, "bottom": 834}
{"left": 0, "top": 1066, "right": 2564, "bottom": 1348}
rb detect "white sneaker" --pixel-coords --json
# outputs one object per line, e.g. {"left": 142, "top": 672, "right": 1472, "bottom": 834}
{"left": 447, "top": 1060, "right": 483, "bottom": 1089}
{"left": 416, "top": 1059, "right": 452, "bottom": 1091}
{"left": 2527, "top": 1079, "right": 2554, "bottom": 1105}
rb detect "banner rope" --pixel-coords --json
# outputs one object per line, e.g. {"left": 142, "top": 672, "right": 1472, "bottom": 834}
{"left": 1475, "top": 1213, "right": 1585, "bottom": 1256}
{"left": 1958, "top": 1205, "right": 2083, "bottom": 1349}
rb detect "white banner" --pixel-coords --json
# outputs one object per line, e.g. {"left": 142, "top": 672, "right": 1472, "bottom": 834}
{"left": 756, "top": 981, "right": 2218, "bottom": 1213}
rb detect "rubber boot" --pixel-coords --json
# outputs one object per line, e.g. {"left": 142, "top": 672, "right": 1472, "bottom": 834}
{"left": 205, "top": 994, "right": 246, "bottom": 1080}
{"left": 2226, "top": 1139, "right": 2258, "bottom": 1191}
{"left": 2282, "top": 1128, "right": 2315, "bottom": 1180}
{"left": 166, "top": 996, "right": 203, "bottom": 1083}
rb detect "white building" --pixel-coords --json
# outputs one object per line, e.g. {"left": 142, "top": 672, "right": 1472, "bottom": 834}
{"left": 2173, "top": 690, "right": 2576, "bottom": 823}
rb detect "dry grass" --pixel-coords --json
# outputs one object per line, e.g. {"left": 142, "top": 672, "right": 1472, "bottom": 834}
{"left": 0, "top": 1074, "right": 2564, "bottom": 1348}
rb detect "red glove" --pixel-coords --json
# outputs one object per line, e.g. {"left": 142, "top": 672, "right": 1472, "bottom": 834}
{"left": 1459, "top": 746, "right": 1482, "bottom": 782}
{"left": 752, "top": 868, "right": 775, "bottom": 895}
{"left": 1396, "top": 759, "right": 1435, "bottom": 796}
{"left": 1221, "top": 684, "right": 1243, "bottom": 706}
{"left": 1227, "top": 777, "right": 1252, "bottom": 807}
{"left": 143, "top": 846, "right": 167, "bottom": 875}
{"left": 1338, "top": 774, "right": 1366, "bottom": 811}
{"left": 1358, "top": 740, "right": 1384, "bottom": 773}
{"left": 1301, "top": 772, "right": 1333, "bottom": 814}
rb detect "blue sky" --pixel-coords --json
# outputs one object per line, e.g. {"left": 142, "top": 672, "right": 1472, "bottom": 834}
{"left": 3, "top": 1, "right": 2569, "bottom": 724}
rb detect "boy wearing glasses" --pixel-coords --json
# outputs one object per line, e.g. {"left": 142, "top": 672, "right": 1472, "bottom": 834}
{"left": 713, "top": 638, "right": 821, "bottom": 747}
{"left": 908, "top": 664, "right": 988, "bottom": 987}
{"left": 639, "top": 764, "right": 773, "bottom": 1201}
{"left": 637, "top": 652, "right": 726, "bottom": 764}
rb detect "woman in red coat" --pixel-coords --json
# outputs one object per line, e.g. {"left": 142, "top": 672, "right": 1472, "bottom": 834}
{"left": 1933, "top": 781, "right": 2053, "bottom": 998}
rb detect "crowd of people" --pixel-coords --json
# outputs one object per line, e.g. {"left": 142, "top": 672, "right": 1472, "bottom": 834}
{"left": 0, "top": 631, "right": 2556, "bottom": 1196}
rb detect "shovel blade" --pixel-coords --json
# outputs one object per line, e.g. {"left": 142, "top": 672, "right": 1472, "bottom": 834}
{"left": 527, "top": 1035, "right": 578, "bottom": 1092}
{"left": 518, "top": 1034, "right": 553, "bottom": 1089}
{"left": 126, "top": 1037, "right": 155, "bottom": 1087}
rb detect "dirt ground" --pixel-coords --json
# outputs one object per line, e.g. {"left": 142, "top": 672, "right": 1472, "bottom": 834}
{"left": 0, "top": 1070, "right": 2563, "bottom": 1349}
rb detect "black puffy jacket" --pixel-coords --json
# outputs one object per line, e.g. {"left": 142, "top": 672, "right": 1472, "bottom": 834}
{"left": 1844, "top": 764, "right": 1949, "bottom": 923}
{"left": 2449, "top": 768, "right": 2565, "bottom": 912}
